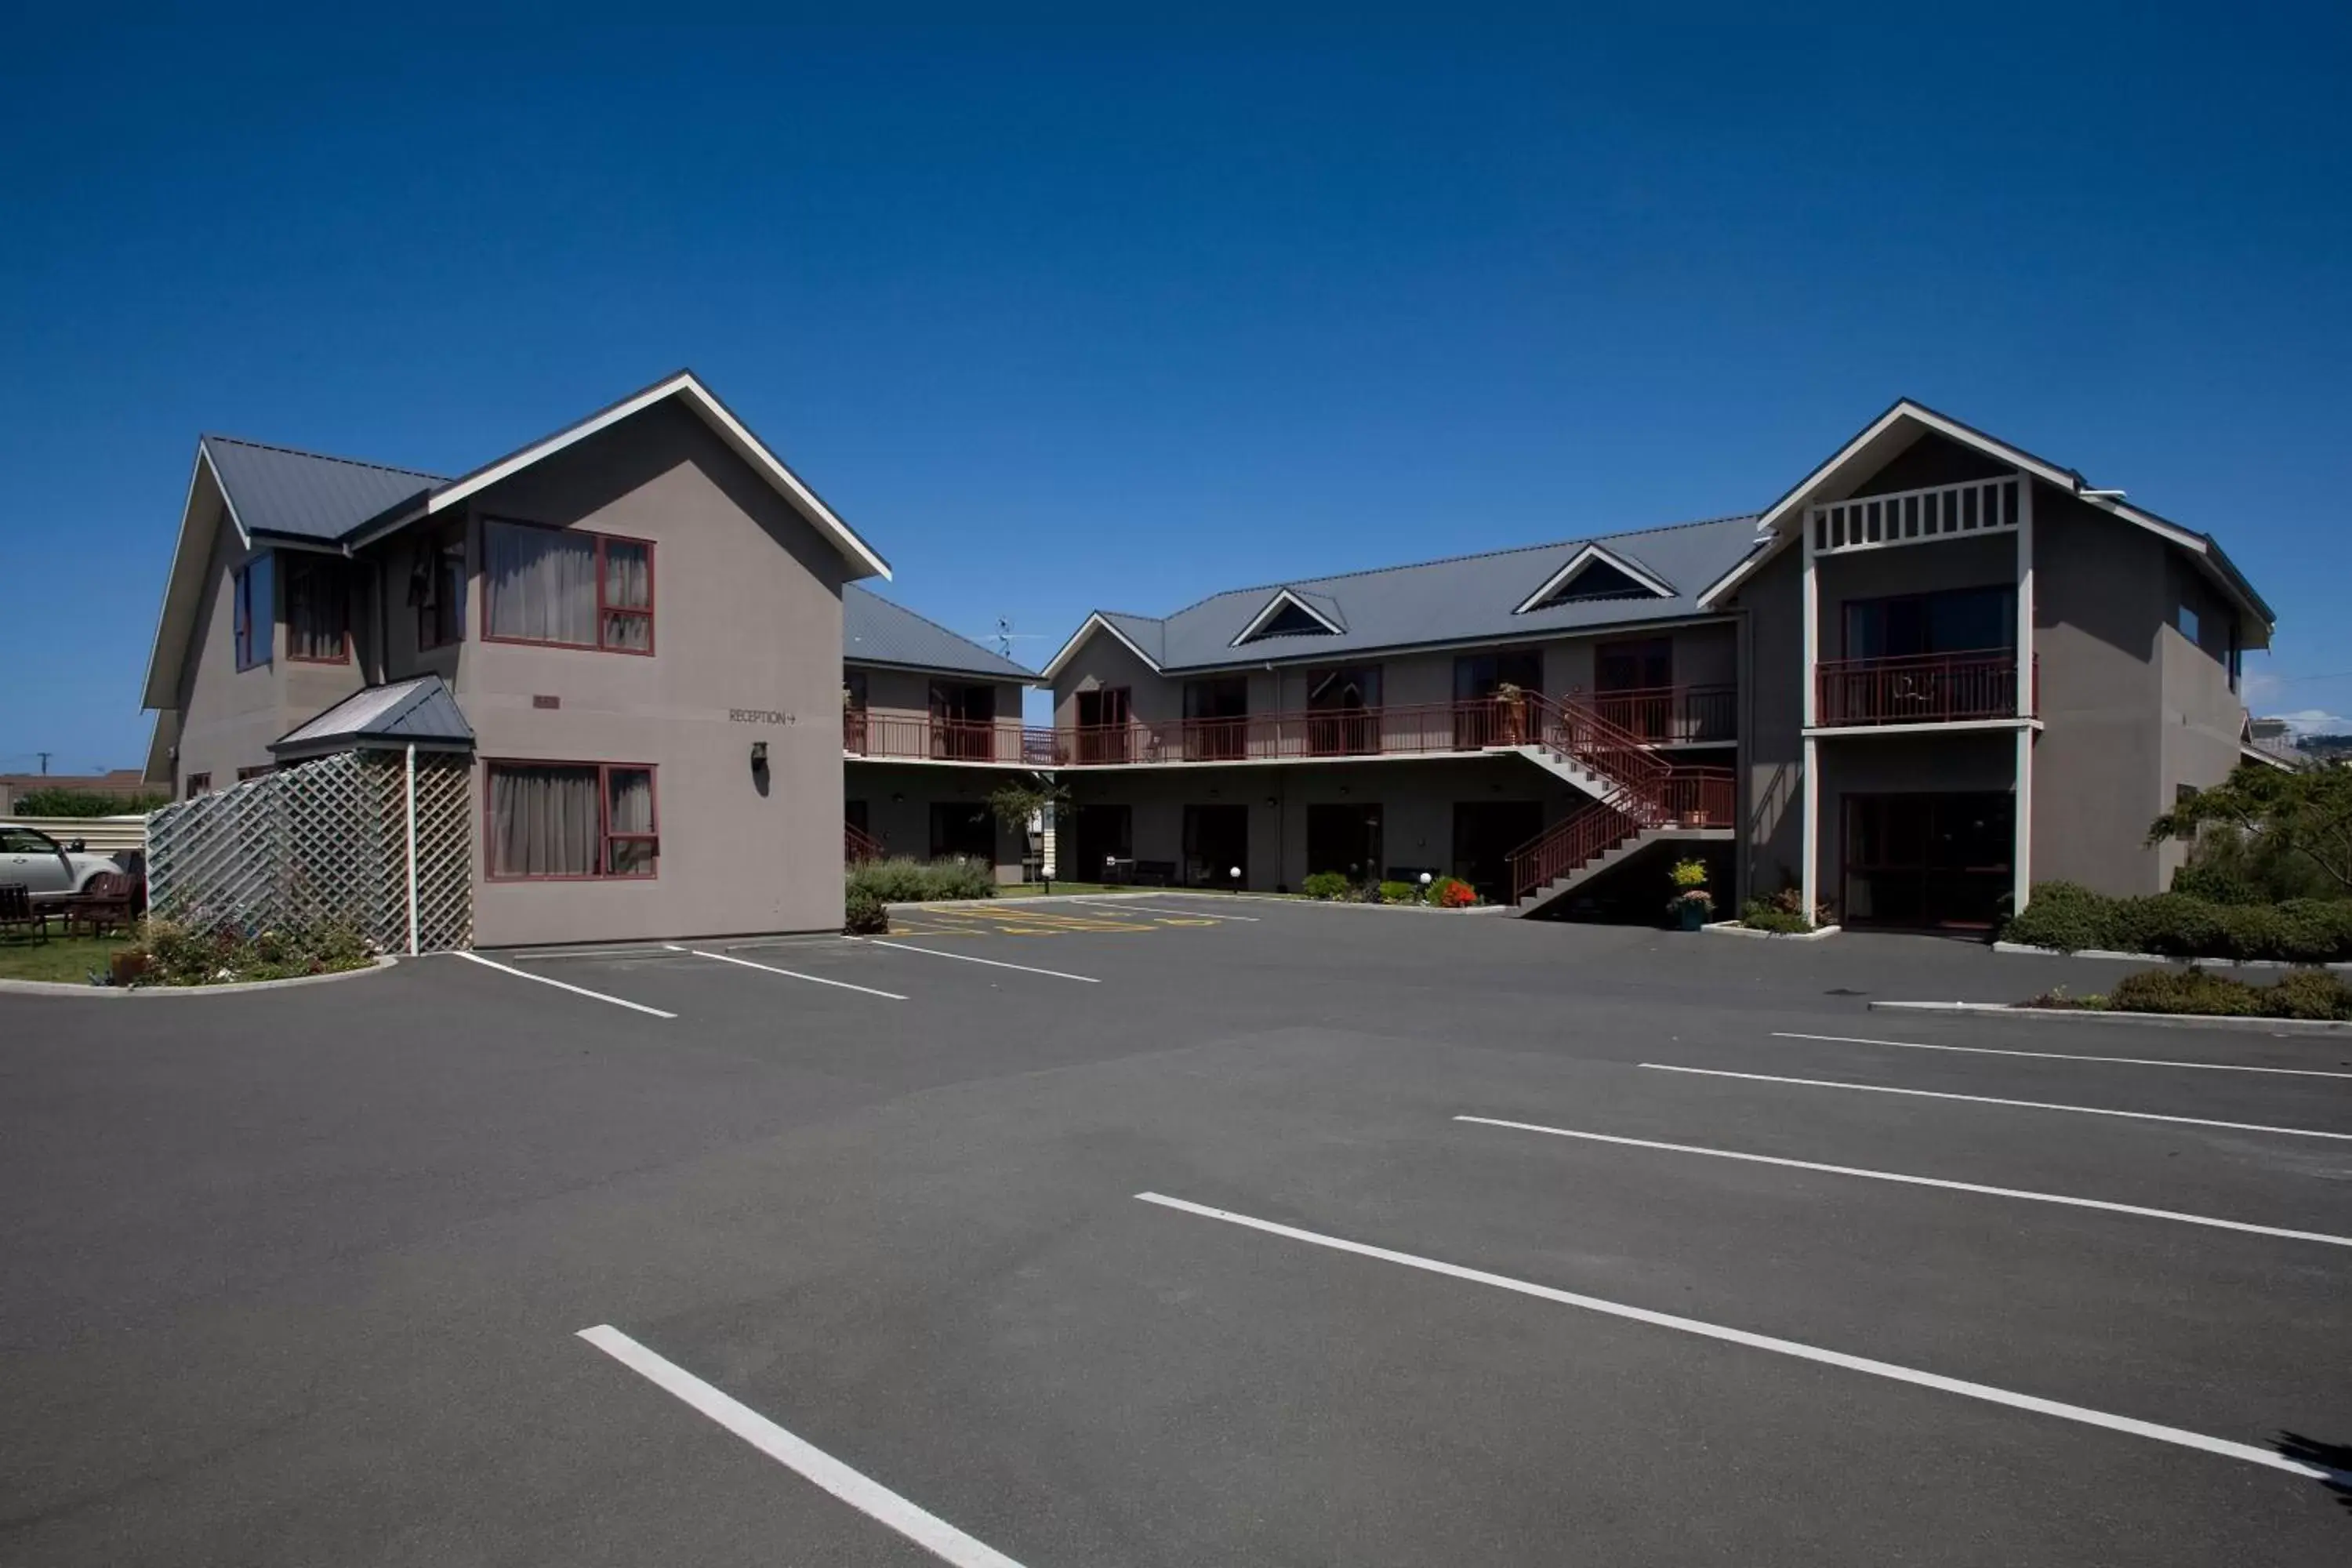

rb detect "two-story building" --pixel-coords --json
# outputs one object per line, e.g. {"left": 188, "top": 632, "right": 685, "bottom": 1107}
{"left": 141, "top": 371, "right": 895, "bottom": 946}
{"left": 1035, "top": 400, "right": 2273, "bottom": 928}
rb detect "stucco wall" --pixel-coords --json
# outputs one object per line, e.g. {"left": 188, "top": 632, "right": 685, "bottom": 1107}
{"left": 172, "top": 516, "right": 285, "bottom": 793}
{"left": 456, "top": 400, "right": 852, "bottom": 946}
{"left": 845, "top": 761, "right": 1026, "bottom": 880}
{"left": 1734, "top": 543, "right": 1805, "bottom": 900}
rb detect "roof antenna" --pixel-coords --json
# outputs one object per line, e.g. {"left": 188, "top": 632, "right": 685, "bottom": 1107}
{"left": 996, "top": 617, "right": 1014, "bottom": 659}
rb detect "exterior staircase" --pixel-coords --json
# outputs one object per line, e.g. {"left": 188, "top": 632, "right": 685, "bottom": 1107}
{"left": 1505, "top": 695, "right": 1736, "bottom": 917}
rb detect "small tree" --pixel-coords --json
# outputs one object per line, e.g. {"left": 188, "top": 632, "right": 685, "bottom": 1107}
{"left": 2148, "top": 763, "right": 2352, "bottom": 896}
{"left": 985, "top": 779, "right": 1070, "bottom": 835}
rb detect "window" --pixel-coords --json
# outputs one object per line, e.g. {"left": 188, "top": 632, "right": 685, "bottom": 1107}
{"left": 1184, "top": 677, "right": 1249, "bottom": 760}
{"left": 1306, "top": 666, "right": 1383, "bottom": 756}
{"left": 0, "top": 826, "right": 64, "bottom": 855}
{"left": 483, "top": 521, "right": 654, "bottom": 654}
{"left": 235, "top": 764, "right": 274, "bottom": 782}
{"left": 2176, "top": 601, "right": 2201, "bottom": 646}
{"left": 284, "top": 556, "right": 350, "bottom": 662}
{"left": 929, "top": 681, "right": 998, "bottom": 761}
{"left": 929, "top": 801, "right": 995, "bottom": 861}
{"left": 486, "top": 761, "right": 658, "bottom": 880}
{"left": 1843, "top": 585, "right": 2016, "bottom": 660}
{"left": 1075, "top": 685, "right": 1132, "bottom": 764}
{"left": 412, "top": 523, "right": 467, "bottom": 649}
{"left": 184, "top": 772, "right": 211, "bottom": 797}
{"left": 233, "top": 554, "right": 273, "bottom": 670}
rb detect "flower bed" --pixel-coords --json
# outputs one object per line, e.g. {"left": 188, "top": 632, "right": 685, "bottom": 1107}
{"left": 129, "top": 913, "right": 378, "bottom": 987}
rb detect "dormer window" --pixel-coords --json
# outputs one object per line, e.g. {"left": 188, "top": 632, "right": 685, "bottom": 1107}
{"left": 1232, "top": 587, "right": 1344, "bottom": 645}
{"left": 1515, "top": 545, "right": 1675, "bottom": 613}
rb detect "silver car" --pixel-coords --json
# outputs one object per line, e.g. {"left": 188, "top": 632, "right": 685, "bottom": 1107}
{"left": 0, "top": 822, "right": 127, "bottom": 904}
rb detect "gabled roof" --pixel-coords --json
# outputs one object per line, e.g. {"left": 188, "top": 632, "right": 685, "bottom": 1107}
{"left": 270, "top": 674, "right": 474, "bottom": 760}
{"left": 1041, "top": 514, "right": 1762, "bottom": 680}
{"left": 1512, "top": 542, "right": 1677, "bottom": 612}
{"left": 1231, "top": 586, "right": 1347, "bottom": 645}
{"left": 843, "top": 585, "right": 1036, "bottom": 680}
{"left": 201, "top": 437, "right": 445, "bottom": 544}
{"left": 1697, "top": 398, "right": 2275, "bottom": 636}
{"left": 147, "top": 371, "right": 895, "bottom": 711}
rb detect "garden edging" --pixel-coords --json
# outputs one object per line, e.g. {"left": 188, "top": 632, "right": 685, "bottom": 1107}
{"left": 1703, "top": 920, "right": 1842, "bottom": 942}
{"left": 1991, "top": 941, "right": 2352, "bottom": 972}
{"left": 0, "top": 954, "right": 400, "bottom": 999}
{"left": 1867, "top": 999, "right": 2352, "bottom": 1033}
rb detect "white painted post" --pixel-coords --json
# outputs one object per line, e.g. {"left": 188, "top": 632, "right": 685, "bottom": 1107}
{"left": 405, "top": 742, "right": 419, "bottom": 956}
{"left": 2013, "top": 471, "right": 2035, "bottom": 916}
{"left": 1800, "top": 508, "right": 1820, "bottom": 917}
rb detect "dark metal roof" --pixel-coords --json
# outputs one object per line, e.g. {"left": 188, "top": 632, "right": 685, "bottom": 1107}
{"left": 201, "top": 435, "right": 445, "bottom": 543}
{"left": 1073, "top": 514, "right": 1766, "bottom": 673}
{"left": 843, "top": 585, "right": 1036, "bottom": 680}
{"left": 270, "top": 675, "right": 474, "bottom": 758}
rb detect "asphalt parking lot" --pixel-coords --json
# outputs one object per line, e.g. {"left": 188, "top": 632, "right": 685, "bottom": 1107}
{"left": 3, "top": 895, "right": 2347, "bottom": 1566}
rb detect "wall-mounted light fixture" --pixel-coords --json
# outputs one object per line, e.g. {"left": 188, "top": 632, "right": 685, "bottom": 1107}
{"left": 750, "top": 741, "right": 769, "bottom": 776}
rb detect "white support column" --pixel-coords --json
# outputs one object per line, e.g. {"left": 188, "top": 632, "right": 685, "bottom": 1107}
{"left": 405, "top": 742, "right": 419, "bottom": 956}
{"left": 2013, "top": 471, "right": 2035, "bottom": 916}
{"left": 1799, "top": 508, "right": 1820, "bottom": 917}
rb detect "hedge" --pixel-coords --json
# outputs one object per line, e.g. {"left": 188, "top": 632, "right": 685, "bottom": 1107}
{"left": 2004, "top": 881, "right": 2352, "bottom": 962}
{"left": 1302, "top": 871, "right": 1350, "bottom": 901}
{"left": 2036, "top": 967, "right": 2352, "bottom": 1020}
{"left": 844, "top": 856, "right": 997, "bottom": 903}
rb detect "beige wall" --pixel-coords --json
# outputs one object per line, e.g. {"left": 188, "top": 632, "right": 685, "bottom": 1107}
{"left": 172, "top": 521, "right": 288, "bottom": 792}
{"left": 1735, "top": 543, "right": 1805, "bottom": 900}
{"left": 456, "top": 401, "right": 851, "bottom": 946}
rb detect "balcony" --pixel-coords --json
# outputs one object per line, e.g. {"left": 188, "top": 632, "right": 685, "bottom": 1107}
{"left": 1587, "top": 684, "right": 1737, "bottom": 744}
{"left": 1813, "top": 649, "right": 2032, "bottom": 728}
{"left": 844, "top": 711, "right": 1060, "bottom": 766}
{"left": 847, "top": 697, "right": 1563, "bottom": 768}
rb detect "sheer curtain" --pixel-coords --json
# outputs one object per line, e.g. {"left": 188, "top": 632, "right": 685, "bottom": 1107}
{"left": 486, "top": 523, "right": 597, "bottom": 644}
{"left": 490, "top": 765, "right": 600, "bottom": 877}
{"left": 604, "top": 768, "right": 656, "bottom": 876}
{"left": 601, "top": 540, "right": 652, "bottom": 651}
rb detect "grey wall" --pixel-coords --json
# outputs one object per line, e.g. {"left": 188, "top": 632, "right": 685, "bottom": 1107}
{"left": 844, "top": 761, "right": 1026, "bottom": 880}
{"left": 1735, "top": 543, "right": 1805, "bottom": 901}
{"left": 457, "top": 399, "right": 853, "bottom": 946}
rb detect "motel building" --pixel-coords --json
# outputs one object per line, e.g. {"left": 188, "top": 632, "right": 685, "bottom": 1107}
{"left": 143, "top": 384, "right": 2278, "bottom": 945}
{"left": 142, "top": 372, "right": 1026, "bottom": 948}
{"left": 986, "top": 401, "right": 2277, "bottom": 928}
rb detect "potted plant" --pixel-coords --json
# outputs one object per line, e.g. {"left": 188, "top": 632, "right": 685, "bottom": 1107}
{"left": 1494, "top": 682, "right": 1528, "bottom": 745}
{"left": 1667, "top": 857, "right": 1713, "bottom": 931}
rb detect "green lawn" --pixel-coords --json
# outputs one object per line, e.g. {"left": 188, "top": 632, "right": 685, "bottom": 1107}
{"left": 0, "top": 932, "right": 133, "bottom": 985}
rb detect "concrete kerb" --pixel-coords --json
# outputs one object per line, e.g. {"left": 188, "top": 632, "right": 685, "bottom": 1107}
{"left": 1991, "top": 941, "right": 2352, "bottom": 974}
{"left": 1704, "top": 920, "right": 1843, "bottom": 942}
{"left": 0, "top": 953, "right": 401, "bottom": 1000}
{"left": 1869, "top": 1000, "right": 2352, "bottom": 1034}
{"left": 903, "top": 890, "right": 1512, "bottom": 916}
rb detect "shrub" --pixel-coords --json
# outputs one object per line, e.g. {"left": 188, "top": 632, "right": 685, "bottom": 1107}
{"left": 2169, "top": 859, "right": 2263, "bottom": 906}
{"left": 1668, "top": 858, "right": 1709, "bottom": 891}
{"left": 2103, "top": 965, "right": 2352, "bottom": 1020}
{"left": 843, "top": 887, "right": 888, "bottom": 935}
{"left": 132, "top": 913, "right": 374, "bottom": 986}
{"left": 11, "top": 786, "right": 172, "bottom": 817}
{"left": 1430, "top": 877, "right": 1477, "bottom": 909}
{"left": 1302, "top": 871, "right": 1349, "bottom": 901}
{"left": 2005, "top": 882, "right": 2352, "bottom": 961}
{"left": 1739, "top": 898, "right": 1810, "bottom": 934}
{"left": 2002, "top": 881, "right": 2112, "bottom": 953}
{"left": 1377, "top": 880, "right": 1419, "bottom": 905}
{"left": 844, "top": 856, "right": 996, "bottom": 903}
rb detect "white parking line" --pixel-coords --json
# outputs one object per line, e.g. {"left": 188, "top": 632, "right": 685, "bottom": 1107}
{"left": 455, "top": 951, "right": 677, "bottom": 1018}
{"left": 1134, "top": 1193, "right": 2352, "bottom": 1489}
{"left": 1772, "top": 1031, "right": 2352, "bottom": 1081}
{"left": 1454, "top": 1116, "right": 2352, "bottom": 1248}
{"left": 577, "top": 1327, "right": 1026, "bottom": 1567}
{"left": 1642, "top": 1063, "right": 2352, "bottom": 1142}
{"left": 1073, "top": 900, "right": 1261, "bottom": 921}
{"left": 665, "top": 946, "right": 907, "bottom": 1000}
{"left": 850, "top": 938, "right": 1098, "bottom": 983}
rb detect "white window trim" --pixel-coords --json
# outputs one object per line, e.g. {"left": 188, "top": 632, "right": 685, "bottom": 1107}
{"left": 1513, "top": 543, "right": 1676, "bottom": 614}
{"left": 1229, "top": 587, "right": 1345, "bottom": 646}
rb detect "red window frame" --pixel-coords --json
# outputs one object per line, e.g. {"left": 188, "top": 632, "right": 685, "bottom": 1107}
{"left": 482, "top": 759, "right": 660, "bottom": 882}
{"left": 417, "top": 521, "right": 467, "bottom": 651}
{"left": 479, "top": 518, "right": 656, "bottom": 656}
{"left": 283, "top": 554, "right": 352, "bottom": 664}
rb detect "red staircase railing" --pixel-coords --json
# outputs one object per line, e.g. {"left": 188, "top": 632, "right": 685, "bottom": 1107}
{"left": 1506, "top": 692, "right": 1735, "bottom": 905}
{"left": 844, "top": 821, "right": 887, "bottom": 864}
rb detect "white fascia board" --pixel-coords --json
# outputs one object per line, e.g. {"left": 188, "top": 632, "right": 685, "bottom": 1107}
{"left": 355, "top": 374, "right": 894, "bottom": 579}
{"left": 1040, "top": 613, "right": 1163, "bottom": 681}
{"left": 1695, "top": 534, "right": 1789, "bottom": 610}
{"left": 1230, "top": 587, "right": 1346, "bottom": 645}
{"left": 1513, "top": 543, "right": 1677, "bottom": 615}
{"left": 1756, "top": 400, "right": 2207, "bottom": 553}
{"left": 142, "top": 447, "right": 241, "bottom": 710}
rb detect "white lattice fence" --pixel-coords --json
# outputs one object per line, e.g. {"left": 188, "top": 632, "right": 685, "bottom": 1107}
{"left": 147, "top": 751, "right": 474, "bottom": 951}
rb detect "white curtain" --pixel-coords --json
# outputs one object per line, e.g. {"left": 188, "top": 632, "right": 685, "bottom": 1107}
{"left": 604, "top": 767, "right": 656, "bottom": 876}
{"left": 490, "top": 765, "right": 599, "bottom": 877}
{"left": 601, "top": 540, "right": 652, "bottom": 651}
{"left": 486, "top": 522, "right": 597, "bottom": 644}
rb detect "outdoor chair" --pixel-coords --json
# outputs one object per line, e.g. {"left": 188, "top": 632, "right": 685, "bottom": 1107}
{"left": 59, "top": 873, "right": 139, "bottom": 939}
{"left": 0, "top": 883, "right": 46, "bottom": 943}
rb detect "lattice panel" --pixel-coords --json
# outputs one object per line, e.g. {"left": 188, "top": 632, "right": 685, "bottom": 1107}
{"left": 147, "top": 750, "right": 475, "bottom": 952}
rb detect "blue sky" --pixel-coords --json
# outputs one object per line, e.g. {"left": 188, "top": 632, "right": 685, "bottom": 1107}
{"left": 4, "top": 6, "right": 2348, "bottom": 771}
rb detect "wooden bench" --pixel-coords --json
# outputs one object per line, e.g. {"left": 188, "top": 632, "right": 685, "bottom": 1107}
{"left": 0, "top": 883, "right": 47, "bottom": 943}
{"left": 57, "top": 873, "right": 140, "bottom": 939}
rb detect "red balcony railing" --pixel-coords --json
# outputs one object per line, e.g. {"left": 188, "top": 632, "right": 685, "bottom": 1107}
{"left": 1587, "top": 684, "right": 1737, "bottom": 744}
{"left": 1813, "top": 649, "right": 2031, "bottom": 728}
{"left": 844, "top": 711, "right": 1062, "bottom": 765}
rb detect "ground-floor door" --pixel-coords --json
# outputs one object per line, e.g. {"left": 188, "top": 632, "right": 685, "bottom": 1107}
{"left": 1305, "top": 803, "right": 1385, "bottom": 882}
{"left": 1069, "top": 804, "right": 1133, "bottom": 883}
{"left": 1182, "top": 804, "right": 1249, "bottom": 888}
{"left": 929, "top": 800, "right": 994, "bottom": 862}
{"left": 1841, "top": 791, "right": 2013, "bottom": 929}
{"left": 1451, "top": 800, "right": 1545, "bottom": 902}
